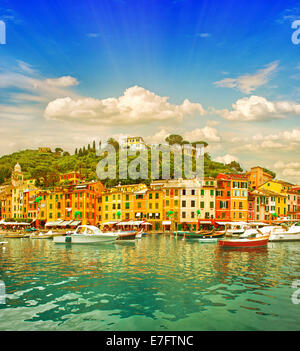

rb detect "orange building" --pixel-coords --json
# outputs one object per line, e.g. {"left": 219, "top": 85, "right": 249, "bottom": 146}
{"left": 247, "top": 166, "right": 274, "bottom": 190}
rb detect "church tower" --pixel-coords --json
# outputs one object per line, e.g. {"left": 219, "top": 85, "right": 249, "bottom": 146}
{"left": 11, "top": 163, "right": 24, "bottom": 187}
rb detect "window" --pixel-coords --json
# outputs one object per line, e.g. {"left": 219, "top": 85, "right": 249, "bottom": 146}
{"left": 191, "top": 200, "right": 195, "bottom": 207}
{"left": 201, "top": 189, "right": 204, "bottom": 196}
{"left": 200, "top": 202, "right": 204, "bottom": 209}
{"left": 125, "top": 202, "right": 130, "bottom": 209}
{"left": 182, "top": 200, "right": 186, "bottom": 207}
{"left": 182, "top": 212, "right": 186, "bottom": 218}
{"left": 210, "top": 190, "right": 214, "bottom": 196}
{"left": 155, "top": 193, "right": 159, "bottom": 199}
{"left": 191, "top": 189, "right": 196, "bottom": 196}
{"left": 210, "top": 202, "right": 214, "bottom": 208}
{"left": 182, "top": 189, "right": 186, "bottom": 196}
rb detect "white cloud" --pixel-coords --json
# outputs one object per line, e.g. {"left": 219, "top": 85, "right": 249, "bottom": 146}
{"left": 216, "top": 95, "right": 300, "bottom": 121}
{"left": 214, "top": 154, "right": 239, "bottom": 164}
{"left": 44, "top": 76, "right": 79, "bottom": 87}
{"left": 213, "top": 61, "right": 279, "bottom": 94}
{"left": 183, "top": 126, "right": 221, "bottom": 142}
{"left": 44, "top": 86, "right": 206, "bottom": 125}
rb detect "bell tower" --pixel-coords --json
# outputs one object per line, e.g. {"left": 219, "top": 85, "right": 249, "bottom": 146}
{"left": 11, "top": 163, "right": 24, "bottom": 187}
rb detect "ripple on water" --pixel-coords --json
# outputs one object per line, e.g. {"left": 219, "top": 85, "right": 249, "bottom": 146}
{"left": 0, "top": 237, "right": 300, "bottom": 330}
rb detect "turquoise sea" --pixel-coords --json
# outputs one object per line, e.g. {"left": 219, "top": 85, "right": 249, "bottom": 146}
{"left": 0, "top": 235, "right": 300, "bottom": 331}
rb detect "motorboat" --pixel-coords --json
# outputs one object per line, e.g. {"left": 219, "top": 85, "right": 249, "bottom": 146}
{"left": 54, "top": 225, "right": 119, "bottom": 244}
{"left": 268, "top": 223, "right": 300, "bottom": 242}
{"left": 218, "top": 233, "right": 270, "bottom": 248}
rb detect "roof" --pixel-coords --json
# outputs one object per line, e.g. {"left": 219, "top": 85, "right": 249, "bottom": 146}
{"left": 252, "top": 188, "right": 286, "bottom": 198}
{"left": 217, "top": 173, "right": 248, "bottom": 180}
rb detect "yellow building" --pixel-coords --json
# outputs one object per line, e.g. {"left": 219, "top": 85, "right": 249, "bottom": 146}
{"left": 146, "top": 185, "right": 163, "bottom": 231}
{"left": 199, "top": 177, "right": 217, "bottom": 220}
{"left": 251, "top": 188, "right": 287, "bottom": 221}
{"left": 259, "top": 179, "right": 293, "bottom": 194}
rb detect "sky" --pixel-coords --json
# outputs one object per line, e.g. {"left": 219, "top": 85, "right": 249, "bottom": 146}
{"left": 0, "top": 0, "right": 300, "bottom": 182}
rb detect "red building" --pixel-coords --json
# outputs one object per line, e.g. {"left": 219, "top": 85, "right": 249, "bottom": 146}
{"left": 215, "top": 175, "right": 231, "bottom": 221}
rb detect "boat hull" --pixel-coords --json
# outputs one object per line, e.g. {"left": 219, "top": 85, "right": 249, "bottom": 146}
{"left": 198, "top": 238, "right": 218, "bottom": 243}
{"left": 54, "top": 234, "right": 118, "bottom": 244}
{"left": 117, "top": 232, "right": 137, "bottom": 241}
{"left": 269, "top": 233, "right": 300, "bottom": 242}
{"left": 218, "top": 235, "right": 270, "bottom": 248}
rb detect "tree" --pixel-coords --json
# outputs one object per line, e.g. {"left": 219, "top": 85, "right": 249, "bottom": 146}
{"left": 55, "top": 147, "right": 63, "bottom": 153}
{"left": 75, "top": 148, "right": 78, "bottom": 155}
{"left": 92, "top": 140, "right": 96, "bottom": 151}
{"left": 165, "top": 134, "right": 184, "bottom": 146}
{"left": 191, "top": 140, "right": 208, "bottom": 148}
{"left": 63, "top": 151, "right": 70, "bottom": 157}
{"left": 229, "top": 161, "right": 243, "bottom": 172}
{"left": 107, "top": 138, "right": 119, "bottom": 151}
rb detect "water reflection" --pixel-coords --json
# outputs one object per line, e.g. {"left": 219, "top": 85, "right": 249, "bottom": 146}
{"left": 0, "top": 237, "right": 300, "bottom": 330}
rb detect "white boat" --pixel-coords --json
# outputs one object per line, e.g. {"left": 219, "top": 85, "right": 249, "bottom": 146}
{"left": 54, "top": 225, "right": 119, "bottom": 244}
{"left": 268, "top": 223, "right": 300, "bottom": 242}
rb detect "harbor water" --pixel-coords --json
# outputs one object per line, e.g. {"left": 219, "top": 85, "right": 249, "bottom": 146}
{"left": 0, "top": 235, "right": 300, "bottom": 331}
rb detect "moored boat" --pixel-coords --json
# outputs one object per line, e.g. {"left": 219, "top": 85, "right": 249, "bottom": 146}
{"left": 3, "top": 233, "right": 25, "bottom": 239}
{"left": 198, "top": 238, "right": 218, "bottom": 243}
{"left": 218, "top": 234, "right": 270, "bottom": 248}
{"left": 54, "top": 225, "right": 119, "bottom": 244}
{"left": 268, "top": 223, "right": 300, "bottom": 242}
{"left": 116, "top": 231, "right": 137, "bottom": 241}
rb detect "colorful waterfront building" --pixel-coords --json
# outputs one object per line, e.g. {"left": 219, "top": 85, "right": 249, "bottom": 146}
{"left": 246, "top": 166, "right": 274, "bottom": 190}
{"left": 216, "top": 174, "right": 248, "bottom": 222}
{"left": 146, "top": 183, "right": 163, "bottom": 231}
{"left": 286, "top": 190, "right": 298, "bottom": 220}
{"left": 251, "top": 188, "right": 287, "bottom": 221}
{"left": 199, "top": 177, "right": 217, "bottom": 221}
{"left": 215, "top": 175, "right": 231, "bottom": 221}
{"left": 0, "top": 189, "right": 13, "bottom": 220}
{"left": 176, "top": 178, "right": 201, "bottom": 232}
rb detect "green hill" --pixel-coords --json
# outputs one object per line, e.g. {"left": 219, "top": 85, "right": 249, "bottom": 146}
{"left": 0, "top": 143, "right": 245, "bottom": 188}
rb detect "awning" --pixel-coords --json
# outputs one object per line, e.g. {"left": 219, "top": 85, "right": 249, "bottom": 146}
{"left": 135, "top": 213, "right": 141, "bottom": 217}
{"left": 198, "top": 220, "right": 212, "bottom": 224}
{"left": 57, "top": 220, "right": 74, "bottom": 226}
{"left": 162, "top": 221, "right": 171, "bottom": 225}
{"left": 45, "top": 220, "right": 64, "bottom": 227}
{"left": 132, "top": 221, "right": 144, "bottom": 226}
{"left": 141, "top": 222, "right": 152, "bottom": 226}
{"left": 70, "top": 220, "right": 81, "bottom": 226}
{"left": 0, "top": 221, "right": 30, "bottom": 226}
{"left": 102, "top": 221, "right": 118, "bottom": 226}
